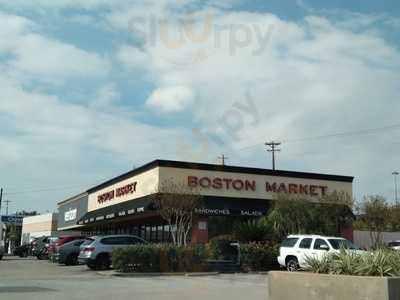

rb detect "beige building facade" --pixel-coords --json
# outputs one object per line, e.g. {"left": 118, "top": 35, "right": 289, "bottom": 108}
{"left": 21, "top": 213, "right": 59, "bottom": 244}
{"left": 63, "top": 160, "right": 354, "bottom": 244}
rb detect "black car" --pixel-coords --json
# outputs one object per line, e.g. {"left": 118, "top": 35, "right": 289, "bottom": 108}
{"left": 13, "top": 244, "right": 31, "bottom": 257}
{"left": 56, "top": 239, "right": 85, "bottom": 265}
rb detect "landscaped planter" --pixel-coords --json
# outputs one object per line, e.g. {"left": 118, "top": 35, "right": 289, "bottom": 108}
{"left": 268, "top": 271, "right": 400, "bottom": 300}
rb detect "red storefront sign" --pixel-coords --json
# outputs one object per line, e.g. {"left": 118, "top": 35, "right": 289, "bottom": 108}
{"left": 97, "top": 182, "right": 138, "bottom": 204}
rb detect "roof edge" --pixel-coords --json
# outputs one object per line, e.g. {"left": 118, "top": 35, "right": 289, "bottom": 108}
{"left": 57, "top": 192, "right": 88, "bottom": 205}
{"left": 85, "top": 159, "right": 354, "bottom": 194}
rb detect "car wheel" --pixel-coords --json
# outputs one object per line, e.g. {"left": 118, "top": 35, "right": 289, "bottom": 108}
{"left": 0, "top": 255, "right": 3, "bottom": 260}
{"left": 286, "top": 257, "right": 299, "bottom": 272}
{"left": 65, "top": 254, "right": 78, "bottom": 266}
{"left": 95, "top": 254, "right": 110, "bottom": 270}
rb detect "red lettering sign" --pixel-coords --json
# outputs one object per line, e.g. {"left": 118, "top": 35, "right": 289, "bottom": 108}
{"left": 265, "top": 182, "right": 328, "bottom": 197}
{"left": 188, "top": 176, "right": 256, "bottom": 192}
{"left": 97, "top": 182, "right": 138, "bottom": 204}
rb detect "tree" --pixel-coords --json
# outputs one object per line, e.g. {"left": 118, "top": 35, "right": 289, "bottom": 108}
{"left": 356, "top": 195, "right": 390, "bottom": 248}
{"left": 154, "top": 179, "right": 202, "bottom": 246}
{"left": 6, "top": 223, "right": 22, "bottom": 249}
{"left": 266, "top": 192, "right": 354, "bottom": 241}
{"left": 15, "top": 211, "right": 38, "bottom": 216}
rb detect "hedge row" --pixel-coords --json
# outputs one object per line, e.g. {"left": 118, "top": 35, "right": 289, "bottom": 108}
{"left": 112, "top": 244, "right": 208, "bottom": 273}
{"left": 240, "top": 243, "right": 280, "bottom": 272}
{"left": 112, "top": 242, "right": 279, "bottom": 273}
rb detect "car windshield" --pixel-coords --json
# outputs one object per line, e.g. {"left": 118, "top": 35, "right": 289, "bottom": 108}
{"left": 328, "top": 239, "right": 359, "bottom": 250}
{"left": 281, "top": 238, "right": 299, "bottom": 247}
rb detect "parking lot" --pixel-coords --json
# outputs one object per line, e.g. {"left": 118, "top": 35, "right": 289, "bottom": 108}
{"left": 0, "top": 256, "right": 268, "bottom": 300}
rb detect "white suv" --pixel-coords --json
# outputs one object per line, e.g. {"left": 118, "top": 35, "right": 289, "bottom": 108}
{"left": 277, "top": 234, "right": 362, "bottom": 271}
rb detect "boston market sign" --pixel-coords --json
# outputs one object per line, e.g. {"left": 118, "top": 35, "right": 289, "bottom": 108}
{"left": 187, "top": 175, "right": 328, "bottom": 197}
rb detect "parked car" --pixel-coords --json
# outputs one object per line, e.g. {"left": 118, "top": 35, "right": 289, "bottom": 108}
{"left": 13, "top": 244, "right": 31, "bottom": 257}
{"left": 32, "top": 236, "right": 54, "bottom": 260}
{"left": 0, "top": 240, "right": 4, "bottom": 260}
{"left": 277, "top": 234, "right": 363, "bottom": 271}
{"left": 55, "top": 239, "right": 86, "bottom": 265}
{"left": 388, "top": 240, "right": 400, "bottom": 250}
{"left": 78, "top": 235, "right": 147, "bottom": 270}
{"left": 50, "top": 235, "right": 85, "bottom": 262}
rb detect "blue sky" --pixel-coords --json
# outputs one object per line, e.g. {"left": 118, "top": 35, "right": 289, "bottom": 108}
{"left": 0, "top": 0, "right": 399, "bottom": 213}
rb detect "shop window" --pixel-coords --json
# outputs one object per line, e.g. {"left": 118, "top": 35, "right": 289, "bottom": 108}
{"left": 163, "top": 225, "right": 171, "bottom": 243}
{"left": 145, "top": 226, "right": 151, "bottom": 241}
{"left": 141, "top": 226, "right": 146, "bottom": 240}
{"left": 151, "top": 226, "right": 157, "bottom": 242}
{"left": 157, "top": 226, "right": 163, "bottom": 242}
{"left": 130, "top": 226, "right": 139, "bottom": 236}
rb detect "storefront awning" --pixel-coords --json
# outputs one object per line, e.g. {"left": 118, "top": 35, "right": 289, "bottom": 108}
{"left": 197, "top": 197, "right": 270, "bottom": 217}
{"left": 77, "top": 195, "right": 156, "bottom": 226}
{"left": 77, "top": 195, "right": 272, "bottom": 227}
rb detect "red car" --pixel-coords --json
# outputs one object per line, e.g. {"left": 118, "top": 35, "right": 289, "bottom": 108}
{"left": 49, "top": 235, "right": 85, "bottom": 262}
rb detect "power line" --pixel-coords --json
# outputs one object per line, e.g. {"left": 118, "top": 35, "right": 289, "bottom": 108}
{"left": 282, "top": 123, "right": 400, "bottom": 143}
{"left": 3, "top": 185, "right": 89, "bottom": 196}
{"left": 218, "top": 154, "right": 228, "bottom": 166}
{"left": 235, "top": 122, "right": 400, "bottom": 153}
{"left": 265, "top": 141, "right": 281, "bottom": 170}
{"left": 4, "top": 200, "right": 11, "bottom": 216}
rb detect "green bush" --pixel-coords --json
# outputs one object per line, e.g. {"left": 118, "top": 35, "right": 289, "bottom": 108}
{"left": 233, "top": 219, "right": 271, "bottom": 242}
{"left": 240, "top": 243, "right": 279, "bottom": 272}
{"left": 305, "top": 248, "right": 400, "bottom": 277}
{"left": 112, "top": 244, "right": 209, "bottom": 273}
{"left": 208, "top": 235, "right": 236, "bottom": 260}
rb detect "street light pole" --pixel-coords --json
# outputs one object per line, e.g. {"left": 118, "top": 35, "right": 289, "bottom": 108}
{"left": 393, "top": 171, "right": 399, "bottom": 206}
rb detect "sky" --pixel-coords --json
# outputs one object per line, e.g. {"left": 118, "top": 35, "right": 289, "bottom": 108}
{"left": 0, "top": 0, "right": 399, "bottom": 214}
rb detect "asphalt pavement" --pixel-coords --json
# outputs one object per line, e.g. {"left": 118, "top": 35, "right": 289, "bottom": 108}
{"left": 0, "top": 256, "right": 268, "bottom": 300}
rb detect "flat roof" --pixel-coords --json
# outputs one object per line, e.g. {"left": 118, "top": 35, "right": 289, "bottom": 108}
{"left": 86, "top": 159, "right": 354, "bottom": 194}
{"left": 57, "top": 192, "right": 88, "bottom": 206}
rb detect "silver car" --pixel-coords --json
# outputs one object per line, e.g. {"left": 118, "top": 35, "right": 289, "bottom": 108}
{"left": 78, "top": 235, "right": 147, "bottom": 270}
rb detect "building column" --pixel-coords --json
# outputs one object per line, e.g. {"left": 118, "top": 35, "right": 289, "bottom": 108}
{"left": 191, "top": 217, "right": 209, "bottom": 244}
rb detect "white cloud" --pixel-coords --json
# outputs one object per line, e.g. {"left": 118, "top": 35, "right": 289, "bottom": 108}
{"left": 0, "top": 12, "right": 110, "bottom": 83}
{"left": 113, "top": 6, "right": 400, "bottom": 202}
{"left": 0, "top": 74, "right": 188, "bottom": 211}
{"left": 146, "top": 86, "right": 194, "bottom": 113}
{"left": 1, "top": 2, "right": 400, "bottom": 210}
{"left": 117, "top": 45, "right": 150, "bottom": 70}
{"left": 91, "top": 83, "right": 120, "bottom": 108}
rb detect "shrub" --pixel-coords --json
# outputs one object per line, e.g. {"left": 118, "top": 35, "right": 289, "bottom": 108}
{"left": 233, "top": 219, "right": 271, "bottom": 242}
{"left": 208, "top": 235, "right": 236, "bottom": 260}
{"left": 240, "top": 243, "right": 279, "bottom": 272}
{"left": 112, "top": 244, "right": 159, "bottom": 273}
{"left": 305, "top": 248, "right": 400, "bottom": 277}
{"left": 112, "top": 244, "right": 209, "bottom": 273}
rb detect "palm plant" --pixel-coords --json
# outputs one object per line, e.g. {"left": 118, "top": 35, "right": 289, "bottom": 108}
{"left": 305, "top": 248, "right": 400, "bottom": 277}
{"left": 233, "top": 219, "right": 271, "bottom": 242}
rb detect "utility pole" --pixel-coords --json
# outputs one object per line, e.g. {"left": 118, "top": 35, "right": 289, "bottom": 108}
{"left": 218, "top": 154, "right": 228, "bottom": 166}
{"left": 265, "top": 141, "right": 281, "bottom": 170}
{"left": 4, "top": 200, "right": 11, "bottom": 216}
{"left": 393, "top": 171, "right": 399, "bottom": 206}
{"left": 0, "top": 188, "right": 2, "bottom": 215}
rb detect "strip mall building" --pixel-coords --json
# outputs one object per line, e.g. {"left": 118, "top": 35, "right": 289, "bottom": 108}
{"left": 57, "top": 160, "right": 354, "bottom": 243}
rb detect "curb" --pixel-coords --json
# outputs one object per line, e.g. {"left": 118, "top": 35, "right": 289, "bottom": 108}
{"left": 97, "top": 271, "right": 220, "bottom": 278}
